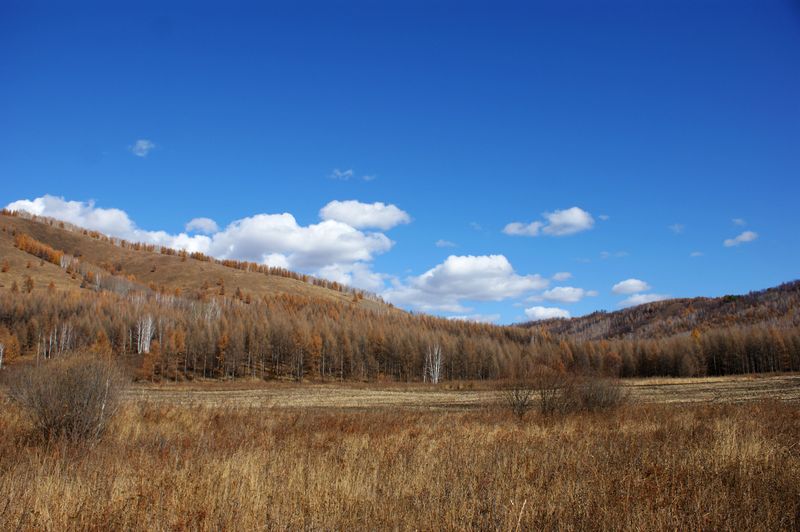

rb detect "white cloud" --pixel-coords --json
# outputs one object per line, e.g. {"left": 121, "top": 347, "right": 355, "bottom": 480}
{"left": 316, "top": 262, "right": 390, "bottom": 292}
{"left": 598, "top": 214, "right": 610, "bottom": 221}
{"left": 130, "top": 139, "right": 155, "bottom": 157}
{"left": 435, "top": 239, "right": 457, "bottom": 248}
{"left": 668, "top": 223, "right": 685, "bottom": 234}
{"left": 504, "top": 207, "right": 594, "bottom": 237}
{"left": 185, "top": 217, "right": 219, "bottom": 234}
{"left": 724, "top": 231, "right": 758, "bottom": 247}
{"left": 690, "top": 251, "right": 704, "bottom": 257}
{"left": 732, "top": 218, "right": 747, "bottom": 226}
{"left": 619, "top": 293, "right": 670, "bottom": 308}
{"left": 612, "top": 278, "right": 651, "bottom": 294}
{"left": 319, "top": 200, "right": 410, "bottom": 230}
{"left": 503, "top": 221, "right": 543, "bottom": 236}
{"left": 328, "top": 168, "right": 354, "bottom": 180}
{"left": 446, "top": 314, "right": 501, "bottom": 324}
{"left": 552, "top": 271, "right": 572, "bottom": 281}
{"left": 524, "top": 306, "right": 570, "bottom": 321}
{"left": 6, "top": 195, "right": 395, "bottom": 284}
{"left": 542, "top": 286, "right": 597, "bottom": 304}
{"left": 384, "top": 254, "right": 548, "bottom": 312}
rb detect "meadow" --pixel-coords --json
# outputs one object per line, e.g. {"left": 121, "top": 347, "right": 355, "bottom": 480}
{"left": 1, "top": 375, "right": 798, "bottom": 530}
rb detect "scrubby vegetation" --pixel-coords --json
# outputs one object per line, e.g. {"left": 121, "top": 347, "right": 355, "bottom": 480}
{"left": 0, "top": 399, "right": 797, "bottom": 530}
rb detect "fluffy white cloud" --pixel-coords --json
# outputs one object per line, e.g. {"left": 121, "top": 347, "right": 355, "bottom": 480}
{"left": 130, "top": 139, "right": 155, "bottom": 157}
{"left": 619, "top": 293, "right": 670, "bottom": 308}
{"left": 319, "top": 200, "right": 410, "bottom": 230}
{"left": 384, "top": 254, "right": 548, "bottom": 312}
{"left": 724, "top": 231, "right": 758, "bottom": 247}
{"left": 542, "top": 286, "right": 598, "bottom": 304}
{"left": 316, "top": 262, "right": 390, "bottom": 292}
{"left": 612, "top": 278, "right": 651, "bottom": 294}
{"left": 524, "top": 306, "right": 570, "bottom": 321}
{"left": 446, "top": 314, "right": 501, "bottom": 324}
{"left": 504, "top": 206, "right": 594, "bottom": 237}
{"left": 185, "top": 217, "right": 219, "bottom": 234}
{"left": 552, "top": 271, "right": 572, "bottom": 281}
{"left": 435, "top": 239, "right": 457, "bottom": 248}
{"left": 6, "top": 195, "right": 395, "bottom": 283}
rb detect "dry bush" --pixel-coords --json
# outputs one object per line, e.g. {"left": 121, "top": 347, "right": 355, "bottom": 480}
{"left": 528, "top": 369, "right": 628, "bottom": 416}
{"left": 575, "top": 376, "right": 629, "bottom": 411}
{"left": 8, "top": 355, "right": 126, "bottom": 443}
{"left": 502, "top": 380, "right": 535, "bottom": 419}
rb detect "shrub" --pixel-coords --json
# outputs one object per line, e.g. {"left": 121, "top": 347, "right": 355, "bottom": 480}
{"left": 502, "top": 380, "right": 536, "bottom": 420}
{"left": 576, "top": 377, "right": 628, "bottom": 411}
{"left": 8, "top": 355, "right": 127, "bottom": 443}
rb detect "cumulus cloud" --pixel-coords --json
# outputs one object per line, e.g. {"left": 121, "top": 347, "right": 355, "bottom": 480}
{"left": 542, "top": 286, "right": 598, "bottom": 304}
{"left": 524, "top": 306, "right": 570, "bottom": 321}
{"left": 504, "top": 207, "right": 594, "bottom": 237}
{"left": 319, "top": 200, "right": 411, "bottom": 230}
{"left": 612, "top": 278, "right": 651, "bottom": 295}
{"left": 435, "top": 239, "right": 457, "bottom": 248}
{"left": 130, "top": 139, "right": 155, "bottom": 157}
{"left": 619, "top": 293, "right": 670, "bottom": 308}
{"left": 384, "top": 254, "right": 548, "bottom": 312}
{"left": 724, "top": 231, "right": 758, "bottom": 247}
{"left": 185, "top": 217, "right": 219, "bottom": 234}
{"left": 552, "top": 271, "right": 572, "bottom": 281}
{"left": 6, "top": 195, "right": 396, "bottom": 286}
{"left": 446, "top": 314, "right": 501, "bottom": 324}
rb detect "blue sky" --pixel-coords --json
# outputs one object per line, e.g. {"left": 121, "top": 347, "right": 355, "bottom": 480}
{"left": 2, "top": 1, "right": 799, "bottom": 323}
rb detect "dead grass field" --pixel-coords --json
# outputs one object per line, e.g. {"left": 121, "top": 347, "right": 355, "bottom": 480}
{"left": 123, "top": 373, "right": 800, "bottom": 409}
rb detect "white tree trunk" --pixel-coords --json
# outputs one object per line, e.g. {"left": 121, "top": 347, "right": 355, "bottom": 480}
{"left": 425, "top": 343, "right": 442, "bottom": 384}
{"left": 0, "top": 343, "right": 5, "bottom": 370}
{"left": 137, "top": 315, "right": 154, "bottom": 354}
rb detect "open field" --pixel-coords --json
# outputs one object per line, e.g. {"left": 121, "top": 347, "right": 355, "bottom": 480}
{"left": 122, "top": 374, "right": 800, "bottom": 409}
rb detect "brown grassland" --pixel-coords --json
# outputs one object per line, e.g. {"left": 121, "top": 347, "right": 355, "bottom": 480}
{"left": 1, "top": 376, "right": 799, "bottom": 531}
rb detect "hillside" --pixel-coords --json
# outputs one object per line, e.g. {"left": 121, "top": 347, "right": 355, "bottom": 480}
{"left": 0, "top": 212, "right": 389, "bottom": 312}
{"left": 525, "top": 282, "right": 800, "bottom": 342}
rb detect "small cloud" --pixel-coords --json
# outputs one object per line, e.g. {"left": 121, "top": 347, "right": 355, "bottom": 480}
{"left": 469, "top": 222, "right": 483, "bottom": 231}
{"left": 552, "top": 271, "right": 572, "bottom": 281}
{"left": 724, "top": 231, "right": 758, "bottom": 247}
{"left": 619, "top": 293, "right": 670, "bottom": 308}
{"left": 668, "top": 223, "right": 685, "bottom": 234}
{"left": 319, "top": 200, "right": 411, "bottom": 230}
{"left": 504, "top": 207, "right": 594, "bottom": 238}
{"left": 185, "top": 217, "right": 219, "bottom": 234}
{"left": 435, "top": 239, "right": 457, "bottom": 248}
{"left": 328, "top": 168, "right": 354, "bottom": 180}
{"left": 690, "top": 251, "right": 704, "bottom": 257}
{"left": 600, "top": 251, "right": 628, "bottom": 260}
{"left": 598, "top": 214, "right": 610, "bottom": 221}
{"left": 542, "top": 286, "right": 598, "bottom": 304}
{"left": 362, "top": 174, "right": 376, "bottom": 181}
{"left": 503, "top": 221, "right": 543, "bottom": 236}
{"left": 732, "top": 218, "right": 747, "bottom": 226}
{"left": 447, "top": 314, "right": 501, "bottom": 324}
{"left": 130, "top": 139, "right": 155, "bottom": 157}
{"left": 612, "top": 278, "right": 651, "bottom": 295}
{"left": 524, "top": 306, "right": 570, "bottom": 321}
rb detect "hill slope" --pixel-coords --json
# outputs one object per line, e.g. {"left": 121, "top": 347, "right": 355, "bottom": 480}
{"left": 0, "top": 212, "right": 389, "bottom": 311}
{"left": 525, "top": 281, "right": 800, "bottom": 341}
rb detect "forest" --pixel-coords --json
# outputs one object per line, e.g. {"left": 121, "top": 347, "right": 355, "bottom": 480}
{"left": 0, "top": 211, "right": 799, "bottom": 382}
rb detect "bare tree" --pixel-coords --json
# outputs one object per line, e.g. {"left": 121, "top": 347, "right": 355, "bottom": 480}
{"left": 0, "top": 342, "right": 4, "bottom": 370}
{"left": 424, "top": 343, "right": 443, "bottom": 384}
{"left": 503, "top": 380, "right": 535, "bottom": 420}
{"left": 137, "top": 314, "right": 154, "bottom": 354}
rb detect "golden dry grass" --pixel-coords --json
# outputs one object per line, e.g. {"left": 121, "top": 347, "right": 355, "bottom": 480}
{"left": 1, "top": 398, "right": 798, "bottom": 530}
{"left": 123, "top": 374, "right": 800, "bottom": 409}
